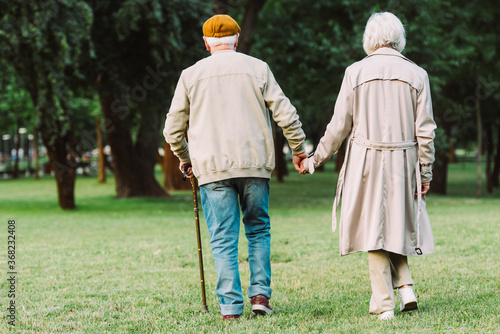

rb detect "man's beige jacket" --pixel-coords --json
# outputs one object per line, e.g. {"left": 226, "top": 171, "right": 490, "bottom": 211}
{"left": 163, "top": 50, "right": 305, "bottom": 186}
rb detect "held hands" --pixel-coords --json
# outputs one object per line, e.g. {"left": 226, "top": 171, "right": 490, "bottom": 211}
{"left": 298, "top": 159, "right": 308, "bottom": 175}
{"left": 415, "top": 182, "right": 430, "bottom": 198}
{"left": 293, "top": 153, "right": 308, "bottom": 175}
{"left": 180, "top": 162, "right": 194, "bottom": 179}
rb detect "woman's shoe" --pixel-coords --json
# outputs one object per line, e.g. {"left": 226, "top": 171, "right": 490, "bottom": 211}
{"left": 399, "top": 286, "right": 418, "bottom": 312}
{"left": 379, "top": 310, "right": 395, "bottom": 320}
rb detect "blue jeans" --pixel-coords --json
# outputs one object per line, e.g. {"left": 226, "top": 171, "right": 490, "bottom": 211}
{"left": 200, "top": 177, "right": 272, "bottom": 316}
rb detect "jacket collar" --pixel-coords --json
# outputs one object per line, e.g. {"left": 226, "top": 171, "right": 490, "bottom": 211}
{"left": 366, "top": 47, "right": 415, "bottom": 64}
{"left": 211, "top": 49, "right": 236, "bottom": 56}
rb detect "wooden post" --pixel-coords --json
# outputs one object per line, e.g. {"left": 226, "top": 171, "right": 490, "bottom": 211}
{"left": 486, "top": 123, "right": 493, "bottom": 193}
{"left": 476, "top": 97, "right": 482, "bottom": 198}
{"left": 492, "top": 124, "right": 500, "bottom": 188}
{"left": 96, "top": 115, "right": 106, "bottom": 183}
{"left": 33, "top": 127, "right": 39, "bottom": 180}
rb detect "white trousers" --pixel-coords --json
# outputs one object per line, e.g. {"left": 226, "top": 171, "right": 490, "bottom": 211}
{"left": 368, "top": 250, "right": 414, "bottom": 314}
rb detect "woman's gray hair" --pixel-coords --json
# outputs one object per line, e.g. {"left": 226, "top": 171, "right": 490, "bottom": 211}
{"left": 363, "top": 12, "right": 406, "bottom": 55}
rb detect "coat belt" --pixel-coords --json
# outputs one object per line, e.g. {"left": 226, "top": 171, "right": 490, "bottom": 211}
{"left": 332, "top": 136, "right": 423, "bottom": 254}
{"left": 352, "top": 136, "right": 417, "bottom": 150}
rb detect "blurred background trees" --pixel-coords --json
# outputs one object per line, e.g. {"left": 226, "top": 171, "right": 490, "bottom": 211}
{"left": 89, "top": 0, "right": 210, "bottom": 199}
{"left": 1, "top": 0, "right": 499, "bottom": 208}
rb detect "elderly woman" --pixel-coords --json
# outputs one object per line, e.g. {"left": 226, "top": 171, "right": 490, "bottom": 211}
{"left": 301, "top": 12, "right": 436, "bottom": 320}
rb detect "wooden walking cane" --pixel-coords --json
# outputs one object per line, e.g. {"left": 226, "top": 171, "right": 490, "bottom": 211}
{"left": 184, "top": 169, "right": 208, "bottom": 313}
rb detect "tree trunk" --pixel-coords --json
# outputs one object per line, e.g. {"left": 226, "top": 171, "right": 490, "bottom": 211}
{"left": 432, "top": 147, "right": 448, "bottom": 195}
{"left": 96, "top": 115, "right": 106, "bottom": 183}
{"left": 485, "top": 122, "right": 493, "bottom": 193}
{"left": 47, "top": 138, "right": 77, "bottom": 210}
{"left": 33, "top": 127, "right": 40, "bottom": 180}
{"left": 13, "top": 124, "right": 20, "bottom": 179}
{"left": 39, "top": 97, "right": 77, "bottom": 209}
{"left": 437, "top": 83, "right": 457, "bottom": 192}
{"left": 476, "top": 97, "right": 482, "bottom": 198}
{"left": 99, "top": 91, "right": 169, "bottom": 198}
{"left": 448, "top": 141, "right": 456, "bottom": 163}
{"left": 26, "top": 131, "right": 31, "bottom": 176}
{"left": 163, "top": 142, "right": 191, "bottom": 191}
{"left": 272, "top": 122, "right": 288, "bottom": 182}
{"left": 238, "top": 0, "right": 267, "bottom": 55}
{"left": 492, "top": 123, "right": 500, "bottom": 188}
{"left": 38, "top": 104, "right": 77, "bottom": 210}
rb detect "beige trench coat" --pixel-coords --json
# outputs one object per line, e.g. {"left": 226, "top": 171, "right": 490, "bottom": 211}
{"left": 306, "top": 48, "right": 437, "bottom": 257}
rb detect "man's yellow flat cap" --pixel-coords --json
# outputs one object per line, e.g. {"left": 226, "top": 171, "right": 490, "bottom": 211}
{"left": 203, "top": 14, "right": 241, "bottom": 37}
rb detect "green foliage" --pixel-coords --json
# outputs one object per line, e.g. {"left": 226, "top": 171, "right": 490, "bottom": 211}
{"left": 433, "top": 127, "right": 450, "bottom": 172}
{"left": 0, "top": 1, "right": 94, "bottom": 148}
{"left": 248, "top": 0, "right": 500, "bottom": 149}
{"left": 88, "top": 0, "right": 211, "bottom": 139}
{"left": 251, "top": 0, "right": 367, "bottom": 144}
{"left": 0, "top": 0, "right": 211, "bottom": 156}
{"left": 0, "top": 65, "right": 34, "bottom": 133}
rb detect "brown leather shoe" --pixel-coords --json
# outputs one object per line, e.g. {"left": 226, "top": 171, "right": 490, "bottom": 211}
{"left": 251, "top": 295, "right": 273, "bottom": 315}
{"left": 222, "top": 314, "right": 241, "bottom": 320}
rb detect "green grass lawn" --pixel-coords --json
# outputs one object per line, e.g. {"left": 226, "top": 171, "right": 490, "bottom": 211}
{"left": 0, "top": 162, "right": 499, "bottom": 333}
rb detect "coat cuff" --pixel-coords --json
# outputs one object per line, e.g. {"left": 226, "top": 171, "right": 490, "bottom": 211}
{"left": 303, "top": 157, "right": 316, "bottom": 175}
{"left": 291, "top": 143, "right": 305, "bottom": 156}
{"left": 175, "top": 144, "right": 191, "bottom": 164}
{"left": 420, "top": 164, "right": 433, "bottom": 183}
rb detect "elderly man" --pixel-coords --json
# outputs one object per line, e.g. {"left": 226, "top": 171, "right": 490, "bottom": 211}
{"left": 163, "top": 14, "right": 307, "bottom": 320}
{"left": 301, "top": 12, "right": 436, "bottom": 320}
